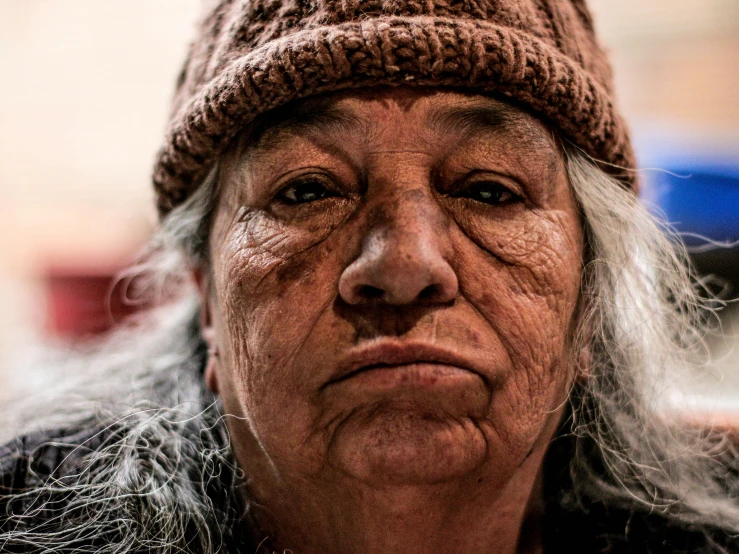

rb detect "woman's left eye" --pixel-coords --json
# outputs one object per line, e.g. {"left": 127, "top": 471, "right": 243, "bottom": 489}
{"left": 458, "top": 182, "right": 518, "bottom": 205}
{"left": 278, "top": 179, "right": 334, "bottom": 204}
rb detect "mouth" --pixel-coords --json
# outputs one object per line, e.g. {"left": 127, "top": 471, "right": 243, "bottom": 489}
{"left": 324, "top": 341, "right": 487, "bottom": 389}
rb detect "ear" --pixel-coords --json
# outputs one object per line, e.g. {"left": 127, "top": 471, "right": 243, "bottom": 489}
{"left": 575, "top": 344, "right": 591, "bottom": 383}
{"left": 573, "top": 317, "right": 594, "bottom": 383}
{"left": 193, "top": 267, "right": 215, "bottom": 344}
{"left": 193, "top": 267, "right": 220, "bottom": 394}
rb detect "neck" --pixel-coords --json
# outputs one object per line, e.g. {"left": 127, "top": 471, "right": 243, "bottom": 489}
{"left": 245, "top": 451, "right": 547, "bottom": 554}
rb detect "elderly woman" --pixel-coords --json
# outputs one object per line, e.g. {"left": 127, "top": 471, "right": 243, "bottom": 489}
{"left": 1, "top": 1, "right": 738, "bottom": 553}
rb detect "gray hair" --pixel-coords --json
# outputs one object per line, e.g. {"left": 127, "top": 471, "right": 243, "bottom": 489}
{"left": 566, "top": 152, "right": 739, "bottom": 534}
{"left": 1, "top": 150, "right": 737, "bottom": 552}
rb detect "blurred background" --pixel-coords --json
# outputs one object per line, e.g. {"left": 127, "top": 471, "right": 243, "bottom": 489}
{"left": 0, "top": 1, "right": 738, "bottom": 408}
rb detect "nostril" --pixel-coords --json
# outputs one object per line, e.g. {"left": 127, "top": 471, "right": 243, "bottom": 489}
{"left": 418, "top": 284, "right": 440, "bottom": 302}
{"left": 359, "top": 285, "right": 384, "bottom": 300}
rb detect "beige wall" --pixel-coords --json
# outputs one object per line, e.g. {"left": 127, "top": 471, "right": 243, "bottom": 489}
{"left": 591, "top": 0, "right": 739, "bottom": 142}
{"left": 0, "top": 1, "right": 200, "bottom": 274}
{"left": 0, "top": 1, "right": 200, "bottom": 393}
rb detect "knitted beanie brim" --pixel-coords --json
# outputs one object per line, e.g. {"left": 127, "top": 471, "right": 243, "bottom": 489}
{"left": 153, "top": 16, "right": 635, "bottom": 216}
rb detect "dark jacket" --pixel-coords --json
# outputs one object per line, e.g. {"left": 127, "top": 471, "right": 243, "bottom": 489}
{"left": 1, "top": 422, "right": 737, "bottom": 553}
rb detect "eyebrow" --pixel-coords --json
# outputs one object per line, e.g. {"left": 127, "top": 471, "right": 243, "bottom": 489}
{"left": 241, "top": 98, "right": 364, "bottom": 152}
{"left": 430, "top": 103, "right": 559, "bottom": 156}
{"left": 429, "top": 103, "right": 515, "bottom": 135}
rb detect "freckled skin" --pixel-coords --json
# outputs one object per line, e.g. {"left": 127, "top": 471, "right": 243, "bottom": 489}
{"left": 198, "top": 88, "right": 584, "bottom": 554}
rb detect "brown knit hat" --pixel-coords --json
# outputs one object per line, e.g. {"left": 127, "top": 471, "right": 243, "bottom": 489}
{"left": 153, "top": 0, "right": 635, "bottom": 216}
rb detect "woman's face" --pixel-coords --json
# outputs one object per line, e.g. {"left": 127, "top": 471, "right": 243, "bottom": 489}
{"left": 201, "top": 88, "right": 583, "bottom": 494}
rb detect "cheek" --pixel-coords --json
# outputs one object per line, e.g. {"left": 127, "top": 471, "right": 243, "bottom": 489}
{"left": 209, "top": 208, "right": 350, "bottom": 456}
{"left": 220, "top": 220, "right": 321, "bottom": 305}
{"left": 215, "top": 209, "right": 342, "bottom": 343}
{"left": 454, "top": 210, "right": 582, "bottom": 444}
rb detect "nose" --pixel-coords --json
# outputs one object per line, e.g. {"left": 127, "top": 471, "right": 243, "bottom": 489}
{"left": 338, "top": 201, "right": 458, "bottom": 306}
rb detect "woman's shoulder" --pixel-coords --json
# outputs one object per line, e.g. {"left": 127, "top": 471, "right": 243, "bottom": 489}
{"left": 0, "top": 425, "right": 115, "bottom": 491}
{"left": 0, "top": 418, "right": 254, "bottom": 553}
{"left": 543, "top": 431, "right": 739, "bottom": 554}
{"left": 0, "top": 424, "right": 119, "bottom": 552}
{"left": 544, "top": 497, "right": 739, "bottom": 554}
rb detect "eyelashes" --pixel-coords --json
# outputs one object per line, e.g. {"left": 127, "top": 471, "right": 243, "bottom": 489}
{"left": 453, "top": 181, "right": 520, "bottom": 205}
{"left": 276, "top": 175, "right": 337, "bottom": 205}
{"left": 274, "top": 175, "right": 521, "bottom": 208}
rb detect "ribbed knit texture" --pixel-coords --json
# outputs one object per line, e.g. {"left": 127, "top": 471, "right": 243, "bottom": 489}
{"left": 153, "top": 0, "right": 636, "bottom": 216}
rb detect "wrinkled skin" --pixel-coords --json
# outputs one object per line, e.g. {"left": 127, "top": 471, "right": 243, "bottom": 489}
{"left": 198, "top": 88, "right": 583, "bottom": 554}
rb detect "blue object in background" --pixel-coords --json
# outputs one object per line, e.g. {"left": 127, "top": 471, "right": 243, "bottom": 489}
{"left": 638, "top": 140, "right": 739, "bottom": 286}
{"left": 641, "top": 160, "right": 739, "bottom": 247}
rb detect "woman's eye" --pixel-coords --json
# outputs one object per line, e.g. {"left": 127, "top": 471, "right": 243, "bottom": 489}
{"left": 460, "top": 182, "right": 518, "bottom": 205}
{"left": 278, "top": 179, "right": 334, "bottom": 204}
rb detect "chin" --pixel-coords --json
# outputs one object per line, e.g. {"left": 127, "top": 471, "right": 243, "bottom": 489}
{"left": 328, "top": 404, "right": 489, "bottom": 485}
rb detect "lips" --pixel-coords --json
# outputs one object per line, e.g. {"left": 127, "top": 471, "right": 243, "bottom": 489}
{"left": 325, "top": 340, "right": 488, "bottom": 388}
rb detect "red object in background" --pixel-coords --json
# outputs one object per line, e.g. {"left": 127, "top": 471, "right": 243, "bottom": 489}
{"left": 44, "top": 266, "right": 144, "bottom": 339}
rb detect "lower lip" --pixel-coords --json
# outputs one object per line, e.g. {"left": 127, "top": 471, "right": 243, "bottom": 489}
{"left": 340, "top": 363, "right": 477, "bottom": 389}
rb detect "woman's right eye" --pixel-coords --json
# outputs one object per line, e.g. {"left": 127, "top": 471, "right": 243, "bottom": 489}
{"left": 277, "top": 178, "right": 335, "bottom": 205}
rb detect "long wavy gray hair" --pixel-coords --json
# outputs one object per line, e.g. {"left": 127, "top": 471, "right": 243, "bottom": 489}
{"left": 1, "top": 148, "right": 737, "bottom": 553}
